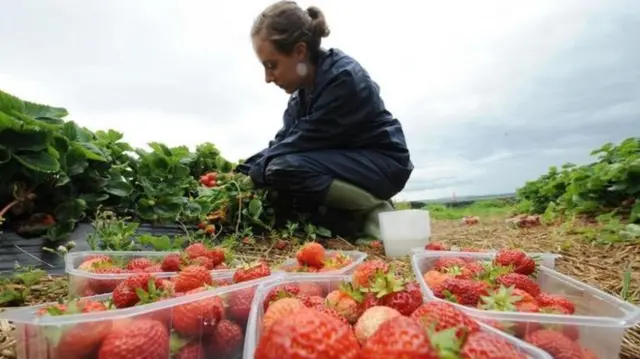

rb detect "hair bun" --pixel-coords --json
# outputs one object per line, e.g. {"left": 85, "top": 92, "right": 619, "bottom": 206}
{"left": 306, "top": 6, "right": 330, "bottom": 38}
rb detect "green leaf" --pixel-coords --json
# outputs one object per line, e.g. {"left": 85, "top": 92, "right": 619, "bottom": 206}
{"left": 72, "top": 142, "right": 106, "bottom": 162}
{"left": 0, "top": 128, "right": 50, "bottom": 152}
{"left": 0, "top": 90, "right": 26, "bottom": 113}
{"left": 248, "top": 198, "right": 263, "bottom": 218}
{"left": 65, "top": 147, "right": 89, "bottom": 176}
{"left": 104, "top": 177, "right": 134, "bottom": 197}
{"left": 53, "top": 199, "right": 87, "bottom": 222}
{"left": 22, "top": 101, "right": 68, "bottom": 119}
{"left": 13, "top": 151, "right": 60, "bottom": 173}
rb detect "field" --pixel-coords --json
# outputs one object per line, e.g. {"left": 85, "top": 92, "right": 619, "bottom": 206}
{"left": 1, "top": 90, "right": 639, "bottom": 358}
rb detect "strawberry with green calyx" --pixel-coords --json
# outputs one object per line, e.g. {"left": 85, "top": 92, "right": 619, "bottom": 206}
{"left": 535, "top": 292, "right": 575, "bottom": 314}
{"left": 352, "top": 259, "right": 390, "bottom": 288}
{"left": 169, "top": 334, "right": 203, "bottom": 359}
{"left": 174, "top": 265, "right": 213, "bottom": 293}
{"left": 232, "top": 261, "right": 271, "bottom": 283}
{"left": 442, "top": 264, "right": 473, "bottom": 279}
{"left": 494, "top": 248, "right": 538, "bottom": 276}
{"left": 191, "top": 255, "right": 214, "bottom": 269}
{"left": 461, "top": 331, "right": 528, "bottom": 358}
{"left": 425, "top": 326, "right": 464, "bottom": 359}
{"left": 295, "top": 242, "right": 325, "bottom": 268}
{"left": 126, "top": 257, "right": 153, "bottom": 270}
{"left": 184, "top": 243, "right": 209, "bottom": 259}
{"left": 325, "top": 282, "right": 364, "bottom": 323}
{"left": 474, "top": 262, "right": 514, "bottom": 283}
{"left": 425, "top": 241, "right": 449, "bottom": 251}
{"left": 363, "top": 271, "right": 422, "bottom": 315}
{"left": 433, "top": 278, "right": 490, "bottom": 306}
{"left": 496, "top": 273, "right": 541, "bottom": 297}
{"left": 134, "top": 276, "right": 169, "bottom": 305}
{"left": 479, "top": 285, "right": 524, "bottom": 311}
{"left": 411, "top": 301, "right": 480, "bottom": 339}
{"left": 359, "top": 315, "right": 441, "bottom": 358}
{"left": 433, "top": 257, "right": 468, "bottom": 272}
{"left": 263, "top": 284, "right": 300, "bottom": 310}
{"left": 324, "top": 251, "right": 352, "bottom": 270}
{"left": 160, "top": 253, "right": 188, "bottom": 272}
{"left": 98, "top": 318, "right": 170, "bottom": 359}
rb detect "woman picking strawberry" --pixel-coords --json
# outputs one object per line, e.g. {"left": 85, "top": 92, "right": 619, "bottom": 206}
{"left": 236, "top": 1, "right": 413, "bottom": 240}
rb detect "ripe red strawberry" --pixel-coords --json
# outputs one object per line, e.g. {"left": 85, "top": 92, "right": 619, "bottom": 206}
{"left": 98, "top": 319, "right": 170, "bottom": 359}
{"left": 479, "top": 285, "right": 537, "bottom": 312}
{"left": 494, "top": 249, "right": 537, "bottom": 276}
{"left": 295, "top": 242, "right": 325, "bottom": 268}
{"left": 425, "top": 241, "right": 449, "bottom": 251}
{"left": 461, "top": 331, "right": 527, "bottom": 358}
{"left": 297, "top": 294, "right": 325, "bottom": 308}
{"left": 77, "top": 299, "right": 108, "bottom": 313}
{"left": 36, "top": 303, "right": 67, "bottom": 316}
{"left": 535, "top": 292, "right": 575, "bottom": 314}
{"left": 524, "top": 329, "right": 585, "bottom": 359}
{"left": 112, "top": 273, "right": 163, "bottom": 308}
{"left": 55, "top": 316, "right": 112, "bottom": 358}
{"left": 496, "top": 273, "right": 541, "bottom": 297}
{"left": 192, "top": 256, "right": 214, "bottom": 269}
{"left": 208, "top": 319, "right": 244, "bottom": 357}
{"left": 255, "top": 308, "right": 360, "bottom": 359}
{"left": 410, "top": 301, "right": 480, "bottom": 338}
{"left": 263, "top": 284, "right": 300, "bottom": 310}
{"left": 354, "top": 305, "right": 402, "bottom": 344}
{"left": 172, "top": 288, "right": 225, "bottom": 336}
{"left": 378, "top": 280, "right": 423, "bottom": 316}
{"left": 185, "top": 243, "right": 209, "bottom": 259}
{"left": 232, "top": 261, "right": 271, "bottom": 283}
{"left": 174, "top": 265, "right": 212, "bottom": 293}
{"left": 360, "top": 292, "right": 380, "bottom": 311}
{"left": 174, "top": 343, "right": 205, "bottom": 359}
{"left": 78, "top": 255, "right": 112, "bottom": 271}
{"left": 352, "top": 259, "right": 389, "bottom": 288}
{"left": 298, "top": 282, "right": 325, "bottom": 297}
{"left": 126, "top": 257, "right": 153, "bottom": 270}
{"left": 434, "top": 257, "right": 468, "bottom": 272}
{"left": 88, "top": 266, "right": 124, "bottom": 293}
{"left": 207, "top": 247, "right": 226, "bottom": 266}
{"left": 433, "top": 278, "right": 489, "bottom": 306}
{"left": 227, "top": 287, "right": 255, "bottom": 326}
{"left": 325, "top": 283, "right": 364, "bottom": 323}
{"left": 359, "top": 315, "right": 438, "bottom": 358}
{"left": 262, "top": 297, "right": 306, "bottom": 332}
{"left": 161, "top": 253, "right": 184, "bottom": 272}
{"left": 314, "top": 305, "right": 350, "bottom": 325}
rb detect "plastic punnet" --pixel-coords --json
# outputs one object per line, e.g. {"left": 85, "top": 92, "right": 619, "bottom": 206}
{"left": 243, "top": 274, "right": 553, "bottom": 359}
{"left": 65, "top": 250, "right": 238, "bottom": 296}
{"left": 277, "top": 250, "right": 367, "bottom": 275}
{"left": 411, "top": 251, "right": 640, "bottom": 358}
{"left": 1, "top": 272, "right": 284, "bottom": 359}
{"left": 411, "top": 248, "right": 562, "bottom": 269}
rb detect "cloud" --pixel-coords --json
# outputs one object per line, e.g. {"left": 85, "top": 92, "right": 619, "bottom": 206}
{"left": 1, "top": 0, "right": 639, "bottom": 202}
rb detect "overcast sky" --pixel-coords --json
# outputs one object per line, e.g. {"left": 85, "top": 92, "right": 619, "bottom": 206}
{"left": 1, "top": 0, "right": 639, "bottom": 201}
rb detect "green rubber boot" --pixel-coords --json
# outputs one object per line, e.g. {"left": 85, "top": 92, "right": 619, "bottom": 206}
{"left": 323, "top": 179, "right": 395, "bottom": 240}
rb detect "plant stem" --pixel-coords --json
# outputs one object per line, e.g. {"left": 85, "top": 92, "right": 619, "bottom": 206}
{"left": 0, "top": 199, "right": 20, "bottom": 220}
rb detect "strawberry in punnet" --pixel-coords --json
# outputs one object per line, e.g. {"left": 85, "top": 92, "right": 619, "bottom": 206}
{"left": 353, "top": 305, "right": 402, "bottom": 344}
{"left": 172, "top": 287, "right": 225, "bottom": 336}
{"left": 496, "top": 273, "right": 541, "bottom": 297}
{"left": 98, "top": 319, "right": 170, "bottom": 359}
{"left": 433, "top": 257, "right": 468, "bottom": 272}
{"left": 298, "top": 294, "right": 325, "bottom": 308}
{"left": 174, "top": 265, "right": 213, "bottom": 293}
{"left": 410, "top": 301, "right": 480, "bottom": 338}
{"left": 192, "top": 255, "right": 214, "bottom": 269}
{"left": 126, "top": 257, "right": 153, "bottom": 270}
{"left": 325, "top": 282, "right": 363, "bottom": 323}
{"left": 263, "top": 283, "right": 300, "bottom": 310}
{"left": 461, "top": 331, "right": 527, "bottom": 359}
{"left": 432, "top": 277, "right": 489, "bottom": 306}
{"left": 524, "top": 329, "right": 585, "bottom": 359}
{"left": 208, "top": 319, "right": 244, "bottom": 357}
{"left": 174, "top": 343, "right": 205, "bottom": 359}
{"left": 360, "top": 291, "right": 380, "bottom": 311}
{"left": 255, "top": 307, "right": 360, "bottom": 359}
{"left": 36, "top": 303, "right": 67, "bottom": 316}
{"left": 494, "top": 248, "right": 537, "bottom": 276}
{"left": 423, "top": 269, "right": 451, "bottom": 289}
{"left": 207, "top": 247, "right": 226, "bottom": 266}
{"left": 365, "top": 272, "right": 422, "bottom": 315}
{"left": 227, "top": 287, "right": 256, "bottom": 325}
{"left": 314, "top": 305, "right": 350, "bottom": 325}
{"left": 261, "top": 297, "right": 306, "bottom": 332}
{"left": 112, "top": 273, "right": 166, "bottom": 308}
{"left": 425, "top": 241, "right": 449, "bottom": 251}
{"left": 143, "top": 264, "right": 163, "bottom": 273}
{"left": 88, "top": 266, "right": 124, "bottom": 293}
{"left": 352, "top": 259, "right": 389, "bottom": 288}
{"left": 214, "top": 262, "right": 228, "bottom": 270}
{"left": 184, "top": 242, "right": 209, "bottom": 259}
{"left": 160, "top": 253, "right": 185, "bottom": 272}
{"left": 535, "top": 292, "right": 576, "bottom": 314}
{"left": 296, "top": 242, "right": 325, "bottom": 268}
{"left": 232, "top": 261, "right": 271, "bottom": 283}
{"left": 359, "top": 315, "right": 440, "bottom": 358}
{"left": 78, "top": 255, "right": 112, "bottom": 271}
{"left": 479, "top": 285, "right": 539, "bottom": 313}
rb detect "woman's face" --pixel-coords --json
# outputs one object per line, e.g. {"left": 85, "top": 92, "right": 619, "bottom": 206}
{"left": 253, "top": 36, "right": 306, "bottom": 94}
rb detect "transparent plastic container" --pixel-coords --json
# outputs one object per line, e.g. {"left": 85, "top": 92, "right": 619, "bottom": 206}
{"left": 243, "top": 274, "right": 553, "bottom": 359}
{"left": 277, "top": 250, "right": 367, "bottom": 275}
{"left": 379, "top": 209, "right": 431, "bottom": 257}
{"left": 1, "top": 273, "right": 284, "bottom": 359}
{"left": 411, "top": 249, "right": 562, "bottom": 270}
{"left": 411, "top": 251, "right": 640, "bottom": 358}
{"left": 65, "top": 250, "right": 238, "bottom": 296}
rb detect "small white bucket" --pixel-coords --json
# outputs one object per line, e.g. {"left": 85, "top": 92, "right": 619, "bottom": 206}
{"left": 379, "top": 209, "right": 431, "bottom": 257}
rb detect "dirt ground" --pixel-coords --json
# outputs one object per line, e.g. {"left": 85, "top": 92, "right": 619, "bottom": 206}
{"left": 0, "top": 216, "right": 639, "bottom": 358}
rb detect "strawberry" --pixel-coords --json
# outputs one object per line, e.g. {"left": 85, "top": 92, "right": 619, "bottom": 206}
{"left": 295, "top": 242, "right": 325, "bottom": 268}
{"left": 535, "top": 292, "right": 575, "bottom": 314}
{"left": 174, "top": 343, "right": 205, "bottom": 359}
{"left": 496, "top": 273, "right": 541, "bottom": 297}
{"left": 126, "top": 257, "right": 153, "bottom": 270}
{"left": 185, "top": 243, "right": 209, "bottom": 259}
{"left": 262, "top": 297, "right": 306, "bottom": 332}
{"left": 297, "top": 294, "right": 325, "bottom": 308}
{"left": 423, "top": 270, "right": 451, "bottom": 289}
{"left": 227, "top": 287, "right": 255, "bottom": 326}
{"left": 161, "top": 253, "right": 184, "bottom": 272}
{"left": 359, "top": 315, "right": 439, "bottom": 358}
{"left": 214, "top": 262, "right": 228, "bottom": 270}
{"left": 425, "top": 241, "right": 449, "bottom": 251}
{"left": 410, "top": 301, "right": 480, "bottom": 338}
{"left": 174, "top": 265, "right": 212, "bottom": 293}
{"left": 524, "top": 329, "right": 585, "bottom": 359}
{"left": 264, "top": 284, "right": 300, "bottom": 310}
{"left": 353, "top": 305, "right": 402, "bottom": 344}
{"left": 172, "top": 288, "right": 225, "bottom": 336}
{"left": 360, "top": 292, "right": 380, "bottom": 311}
{"left": 88, "top": 266, "right": 124, "bottom": 293}
{"left": 433, "top": 278, "right": 489, "bottom": 306}
{"left": 314, "top": 305, "right": 350, "bottom": 325}
{"left": 78, "top": 255, "right": 112, "bottom": 271}
{"left": 112, "top": 273, "right": 164, "bottom": 308}
{"left": 461, "top": 331, "right": 527, "bottom": 358}
{"left": 479, "top": 285, "right": 537, "bottom": 312}
{"left": 352, "top": 259, "right": 389, "bottom": 288}
{"left": 98, "top": 319, "right": 170, "bottom": 359}
{"left": 36, "top": 303, "right": 67, "bottom": 316}
{"left": 433, "top": 257, "right": 468, "bottom": 272}
{"left": 494, "top": 249, "right": 537, "bottom": 276}
{"left": 208, "top": 319, "right": 244, "bottom": 357}
{"left": 232, "top": 261, "right": 271, "bottom": 283}
{"left": 55, "top": 317, "right": 112, "bottom": 358}
{"left": 325, "top": 283, "right": 363, "bottom": 323}
{"left": 192, "top": 256, "right": 214, "bottom": 269}
{"left": 298, "top": 282, "right": 324, "bottom": 297}
{"left": 377, "top": 279, "right": 423, "bottom": 316}
{"left": 77, "top": 299, "right": 108, "bottom": 313}
{"left": 255, "top": 308, "right": 360, "bottom": 359}
{"left": 207, "top": 247, "right": 226, "bottom": 266}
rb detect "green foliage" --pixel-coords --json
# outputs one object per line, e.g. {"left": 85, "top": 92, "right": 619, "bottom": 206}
{"left": 424, "top": 199, "right": 514, "bottom": 220}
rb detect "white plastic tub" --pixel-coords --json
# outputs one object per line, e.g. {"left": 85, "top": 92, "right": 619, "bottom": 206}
{"left": 411, "top": 251, "right": 640, "bottom": 358}
{"left": 243, "top": 274, "right": 553, "bottom": 359}
{"left": 277, "top": 250, "right": 367, "bottom": 275}
{"left": 1, "top": 273, "right": 283, "bottom": 359}
{"left": 379, "top": 209, "right": 431, "bottom": 257}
